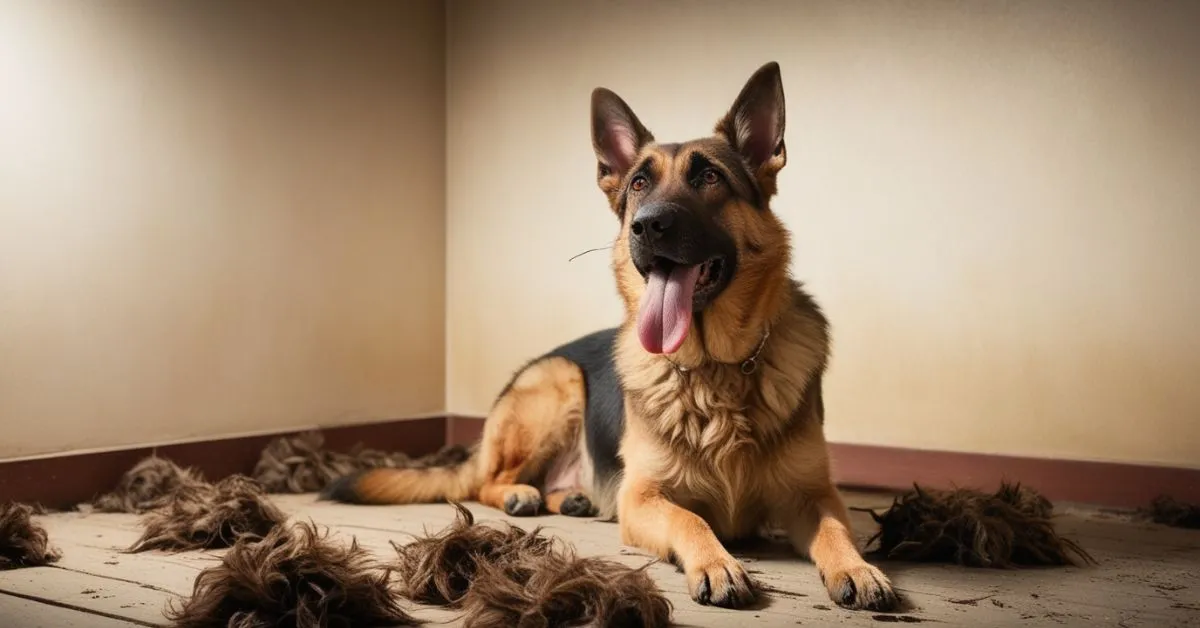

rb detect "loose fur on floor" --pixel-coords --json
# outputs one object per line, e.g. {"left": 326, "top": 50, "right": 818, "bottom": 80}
{"left": 0, "top": 502, "right": 61, "bottom": 570}
{"left": 253, "top": 431, "right": 472, "bottom": 494}
{"left": 128, "top": 475, "right": 288, "bottom": 553}
{"left": 462, "top": 550, "right": 673, "bottom": 628}
{"left": 167, "top": 521, "right": 416, "bottom": 628}
{"left": 859, "top": 482, "right": 1095, "bottom": 568}
{"left": 392, "top": 503, "right": 556, "bottom": 606}
{"left": 393, "top": 504, "right": 672, "bottom": 627}
{"left": 1145, "top": 495, "right": 1200, "bottom": 529}
{"left": 90, "top": 456, "right": 208, "bottom": 514}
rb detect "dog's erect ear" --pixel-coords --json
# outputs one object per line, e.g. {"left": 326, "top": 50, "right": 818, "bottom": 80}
{"left": 715, "top": 62, "right": 787, "bottom": 196}
{"left": 592, "top": 88, "right": 654, "bottom": 200}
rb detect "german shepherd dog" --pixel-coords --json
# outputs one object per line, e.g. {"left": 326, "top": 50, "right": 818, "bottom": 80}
{"left": 324, "top": 61, "right": 899, "bottom": 612}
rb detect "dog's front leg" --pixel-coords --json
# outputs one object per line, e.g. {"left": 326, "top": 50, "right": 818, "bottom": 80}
{"left": 786, "top": 489, "right": 899, "bottom": 611}
{"left": 618, "top": 474, "right": 756, "bottom": 608}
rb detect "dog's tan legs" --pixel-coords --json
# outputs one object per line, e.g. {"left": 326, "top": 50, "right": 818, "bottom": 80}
{"left": 474, "top": 357, "right": 585, "bottom": 517}
{"left": 477, "top": 471, "right": 543, "bottom": 516}
{"left": 788, "top": 490, "right": 899, "bottom": 611}
{"left": 618, "top": 475, "right": 755, "bottom": 608}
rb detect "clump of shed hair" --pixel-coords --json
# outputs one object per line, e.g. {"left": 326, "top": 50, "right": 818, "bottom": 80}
{"left": 0, "top": 502, "right": 61, "bottom": 569}
{"left": 90, "top": 456, "right": 207, "bottom": 514}
{"left": 1143, "top": 495, "right": 1200, "bottom": 529}
{"left": 166, "top": 521, "right": 417, "bottom": 628}
{"left": 859, "top": 482, "right": 1095, "bottom": 568}
{"left": 129, "top": 475, "right": 287, "bottom": 553}
{"left": 392, "top": 503, "right": 673, "bottom": 627}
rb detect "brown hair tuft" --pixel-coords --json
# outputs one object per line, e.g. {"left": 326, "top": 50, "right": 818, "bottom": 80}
{"left": 0, "top": 502, "right": 62, "bottom": 569}
{"left": 463, "top": 550, "right": 672, "bottom": 628}
{"left": 1144, "top": 495, "right": 1200, "bottom": 529}
{"left": 90, "top": 456, "right": 208, "bottom": 513}
{"left": 861, "top": 482, "right": 1095, "bottom": 568}
{"left": 392, "top": 503, "right": 555, "bottom": 605}
{"left": 129, "top": 475, "right": 287, "bottom": 553}
{"left": 167, "top": 520, "right": 417, "bottom": 628}
{"left": 393, "top": 503, "right": 672, "bottom": 627}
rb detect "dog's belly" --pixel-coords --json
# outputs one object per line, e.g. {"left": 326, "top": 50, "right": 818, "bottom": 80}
{"left": 541, "top": 446, "right": 583, "bottom": 495}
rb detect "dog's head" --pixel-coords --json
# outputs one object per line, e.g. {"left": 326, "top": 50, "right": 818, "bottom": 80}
{"left": 591, "top": 62, "right": 792, "bottom": 356}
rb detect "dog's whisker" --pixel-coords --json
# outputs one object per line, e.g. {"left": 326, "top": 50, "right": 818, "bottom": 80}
{"left": 568, "top": 245, "right": 614, "bottom": 262}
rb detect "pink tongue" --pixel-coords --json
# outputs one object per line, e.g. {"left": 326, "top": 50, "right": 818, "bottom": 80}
{"left": 637, "top": 264, "right": 701, "bottom": 354}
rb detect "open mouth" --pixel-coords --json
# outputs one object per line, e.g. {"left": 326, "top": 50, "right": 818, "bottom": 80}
{"left": 696, "top": 257, "right": 723, "bottom": 292}
{"left": 646, "top": 256, "right": 724, "bottom": 293}
{"left": 636, "top": 256, "right": 726, "bottom": 355}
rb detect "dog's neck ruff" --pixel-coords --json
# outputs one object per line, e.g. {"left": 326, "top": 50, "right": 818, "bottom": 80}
{"left": 667, "top": 325, "right": 771, "bottom": 375}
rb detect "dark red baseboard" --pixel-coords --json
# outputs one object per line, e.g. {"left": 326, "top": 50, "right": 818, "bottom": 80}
{"left": 829, "top": 442, "right": 1198, "bottom": 509}
{"left": 447, "top": 415, "right": 1197, "bottom": 510}
{"left": 447, "top": 414, "right": 485, "bottom": 448}
{"left": 0, "top": 417, "right": 445, "bottom": 510}
{"left": 3, "top": 414, "right": 1195, "bottom": 511}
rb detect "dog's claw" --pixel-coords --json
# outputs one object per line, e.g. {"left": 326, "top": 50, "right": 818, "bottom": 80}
{"left": 696, "top": 574, "right": 711, "bottom": 605}
{"left": 687, "top": 554, "right": 756, "bottom": 608}
{"left": 839, "top": 578, "right": 857, "bottom": 607}
{"left": 825, "top": 563, "right": 899, "bottom": 611}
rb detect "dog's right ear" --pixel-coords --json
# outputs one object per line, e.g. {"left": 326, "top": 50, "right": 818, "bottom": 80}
{"left": 591, "top": 88, "right": 654, "bottom": 200}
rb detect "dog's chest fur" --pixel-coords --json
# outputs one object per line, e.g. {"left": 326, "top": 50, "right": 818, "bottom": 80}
{"left": 638, "top": 367, "right": 781, "bottom": 536}
{"left": 616, "top": 294, "right": 831, "bottom": 538}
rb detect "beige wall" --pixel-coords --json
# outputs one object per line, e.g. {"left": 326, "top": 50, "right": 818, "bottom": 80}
{"left": 0, "top": 1, "right": 446, "bottom": 459}
{"left": 3, "top": 1, "right": 1196, "bottom": 468}
{"left": 446, "top": 0, "right": 1200, "bottom": 467}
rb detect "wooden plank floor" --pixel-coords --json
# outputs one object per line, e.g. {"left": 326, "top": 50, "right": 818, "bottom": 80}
{"left": 2, "top": 492, "right": 1197, "bottom": 627}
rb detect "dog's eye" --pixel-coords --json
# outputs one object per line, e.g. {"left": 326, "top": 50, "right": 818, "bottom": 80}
{"left": 631, "top": 175, "right": 648, "bottom": 192}
{"left": 700, "top": 168, "right": 721, "bottom": 186}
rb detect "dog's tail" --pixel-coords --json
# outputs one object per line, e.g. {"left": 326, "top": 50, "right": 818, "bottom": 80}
{"left": 319, "top": 447, "right": 482, "bottom": 505}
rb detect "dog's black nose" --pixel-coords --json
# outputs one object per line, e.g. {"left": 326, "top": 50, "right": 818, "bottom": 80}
{"left": 630, "top": 203, "right": 679, "bottom": 241}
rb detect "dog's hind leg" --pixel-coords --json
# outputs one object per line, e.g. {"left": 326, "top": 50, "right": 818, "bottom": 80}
{"left": 476, "top": 357, "right": 585, "bottom": 517}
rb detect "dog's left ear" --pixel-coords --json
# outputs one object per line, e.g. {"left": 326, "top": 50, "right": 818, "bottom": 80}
{"left": 716, "top": 61, "right": 787, "bottom": 197}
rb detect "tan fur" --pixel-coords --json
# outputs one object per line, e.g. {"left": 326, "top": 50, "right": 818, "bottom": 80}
{"left": 542, "top": 490, "right": 575, "bottom": 514}
{"left": 345, "top": 357, "right": 585, "bottom": 516}
{"left": 475, "top": 357, "right": 586, "bottom": 514}
{"left": 347, "top": 459, "right": 480, "bottom": 505}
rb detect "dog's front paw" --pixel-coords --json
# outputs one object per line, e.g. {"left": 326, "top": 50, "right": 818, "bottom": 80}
{"left": 686, "top": 553, "right": 756, "bottom": 608}
{"left": 821, "top": 562, "right": 899, "bottom": 611}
